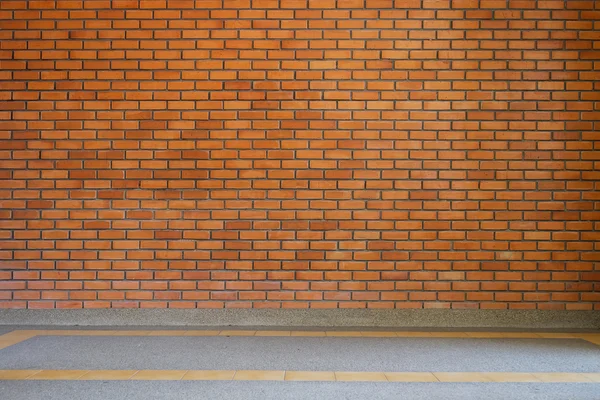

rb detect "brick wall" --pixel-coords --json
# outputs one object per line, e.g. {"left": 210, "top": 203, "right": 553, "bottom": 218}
{"left": 1, "top": 0, "right": 599, "bottom": 311}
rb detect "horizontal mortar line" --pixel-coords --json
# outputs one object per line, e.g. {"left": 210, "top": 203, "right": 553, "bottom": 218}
{"left": 0, "top": 370, "right": 599, "bottom": 383}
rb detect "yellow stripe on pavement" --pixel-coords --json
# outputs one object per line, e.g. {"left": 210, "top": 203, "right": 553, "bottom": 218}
{"left": 0, "top": 369, "right": 598, "bottom": 383}
{"left": 0, "top": 330, "right": 598, "bottom": 351}
{"left": 3, "top": 329, "right": 599, "bottom": 340}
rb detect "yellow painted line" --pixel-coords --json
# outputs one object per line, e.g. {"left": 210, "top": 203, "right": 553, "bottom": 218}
{"left": 532, "top": 373, "right": 596, "bottom": 383}
{"left": 433, "top": 372, "right": 493, "bottom": 382}
{"left": 132, "top": 370, "right": 188, "bottom": 380}
{"left": 385, "top": 372, "right": 439, "bottom": 382}
{"left": 500, "top": 333, "right": 542, "bottom": 339}
{"left": 464, "top": 332, "right": 506, "bottom": 338}
{"left": 285, "top": 371, "right": 336, "bottom": 381}
{"left": 537, "top": 332, "right": 576, "bottom": 339}
{"left": 335, "top": 371, "right": 388, "bottom": 382}
{"left": 428, "top": 332, "right": 469, "bottom": 338}
{"left": 394, "top": 331, "right": 433, "bottom": 337}
{"left": 0, "top": 370, "right": 41, "bottom": 380}
{"left": 183, "top": 370, "right": 236, "bottom": 381}
{"left": 61, "top": 330, "right": 119, "bottom": 336}
{"left": 2, "top": 329, "right": 597, "bottom": 340}
{"left": 483, "top": 372, "right": 541, "bottom": 383}
{"left": 233, "top": 370, "right": 286, "bottom": 381}
{"left": 360, "top": 331, "right": 397, "bottom": 338}
{"left": 290, "top": 331, "right": 326, "bottom": 337}
{"left": 574, "top": 333, "right": 600, "bottom": 341}
{"left": 184, "top": 330, "right": 221, "bottom": 336}
{"left": 80, "top": 370, "right": 138, "bottom": 380}
{"left": 147, "top": 330, "right": 190, "bottom": 337}
{"left": 28, "top": 370, "right": 90, "bottom": 380}
{"left": 219, "top": 330, "right": 257, "bottom": 337}
{"left": 325, "top": 331, "right": 363, "bottom": 337}
{"left": 0, "top": 369, "right": 595, "bottom": 382}
{"left": 255, "top": 330, "right": 292, "bottom": 337}
{"left": 107, "top": 330, "right": 153, "bottom": 337}
{"left": 0, "top": 331, "right": 37, "bottom": 350}
{"left": 582, "top": 373, "right": 600, "bottom": 382}
{"left": 1, "top": 329, "right": 599, "bottom": 352}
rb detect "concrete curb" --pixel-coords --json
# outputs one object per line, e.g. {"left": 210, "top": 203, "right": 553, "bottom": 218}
{"left": 0, "top": 309, "right": 598, "bottom": 329}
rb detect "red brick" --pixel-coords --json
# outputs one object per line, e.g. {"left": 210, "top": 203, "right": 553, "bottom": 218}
{"left": 0, "top": 1, "right": 597, "bottom": 311}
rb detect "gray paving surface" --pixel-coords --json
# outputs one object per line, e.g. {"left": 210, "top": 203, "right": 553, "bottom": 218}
{"left": 2, "top": 325, "right": 599, "bottom": 332}
{"left": 3, "top": 309, "right": 600, "bottom": 329}
{"left": 0, "top": 327, "right": 14, "bottom": 336}
{"left": 1, "top": 336, "right": 599, "bottom": 372}
{"left": 1, "top": 381, "right": 599, "bottom": 400}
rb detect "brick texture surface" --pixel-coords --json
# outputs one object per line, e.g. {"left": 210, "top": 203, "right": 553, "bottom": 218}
{"left": 0, "top": 0, "right": 599, "bottom": 310}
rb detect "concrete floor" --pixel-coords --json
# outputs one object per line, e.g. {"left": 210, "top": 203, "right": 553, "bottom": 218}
{"left": 2, "top": 381, "right": 600, "bottom": 400}
{"left": 2, "top": 336, "right": 598, "bottom": 372}
{"left": 0, "top": 326, "right": 598, "bottom": 400}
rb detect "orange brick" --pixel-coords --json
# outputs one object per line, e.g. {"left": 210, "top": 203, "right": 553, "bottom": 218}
{"left": 0, "top": 0, "right": 597, "bottom": 311}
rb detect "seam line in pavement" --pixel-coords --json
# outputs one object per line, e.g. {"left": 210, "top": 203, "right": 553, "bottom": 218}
{"left": 0, "top": 370, "right": 598, "bottom": 383}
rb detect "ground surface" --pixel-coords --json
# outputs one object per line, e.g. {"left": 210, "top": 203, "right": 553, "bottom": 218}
{"left": 0, "top": 326, "right": 598, "bottom": 400}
